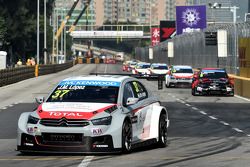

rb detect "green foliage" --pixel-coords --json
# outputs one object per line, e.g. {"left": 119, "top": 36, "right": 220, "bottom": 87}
{"left": 0, "top": 16, "right": 7, "bottom": 42}
{"left": 0, "top": 0, "right": 55, "bottom": 63}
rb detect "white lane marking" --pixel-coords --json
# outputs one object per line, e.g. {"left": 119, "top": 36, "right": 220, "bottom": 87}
{"left": 247, "top": 134, "right": 250, "bottom": 137}
{"left": 185, "top": 104, "right": 191, "bottom": 107}
{"left": 78, "top": 156, "right": 94, "bottom": 167}
{"left": 209, "top": 116, "right": 218, "bottom": 120}
{"left": 1, "top": 107, "right": 7, "bottom": 110}
{"left": 220, "top": 121, "right": 230, "bottom": 126}
{"left": 8, "top": 104, "right": 13, "bottom": 107}
{"left": 235, "top": 95, "right": 250, "bottom": 102}
{"left": 232, "top": 128, "right": 244, "bottom": 133}
{"left": 191, "top": 107, "right": 198, "bottom": 110}
{"left": 199, "top": 111, "right": 207, "bottom": 115}
{"left": 176, "top": 98, "right": 180, "bottom": 101}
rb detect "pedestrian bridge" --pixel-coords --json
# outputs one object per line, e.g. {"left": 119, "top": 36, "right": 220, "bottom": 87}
{"left": 69, "top": 24, "right": 152, "bottom": 39}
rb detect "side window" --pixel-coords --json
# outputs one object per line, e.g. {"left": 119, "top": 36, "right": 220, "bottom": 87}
{"left": 131, "top": 81, "right": 148, "bottom": 101}
{"left": 123, "top": 83, "right": 135, "bottom": 106}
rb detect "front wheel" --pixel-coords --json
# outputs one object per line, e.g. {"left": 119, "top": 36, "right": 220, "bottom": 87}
{"left": 157, "top": 114, "right": 168, "bottom": 147}
{"left": 122, "top": 120, "right": 132, "bottom": 153}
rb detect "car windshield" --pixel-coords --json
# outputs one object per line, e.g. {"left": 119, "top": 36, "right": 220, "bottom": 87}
{"left": 173, "top": 68, "right": 193, "bottom": 73}
{"left": 47, "top": 85, "right": 119, "bottom": 103}
{"left": 152, "top": 65, "right": 168, "bottom": 70}
{"left": 200, "top": 71, "right": 228, "bottom": 79}
{"left": 137, "top": 64, "right": 150, "bottom": 69}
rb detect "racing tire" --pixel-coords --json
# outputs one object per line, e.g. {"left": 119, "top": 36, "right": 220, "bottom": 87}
{"left": 157, "top": 113, "right": 168, "bottom": 147}
{"left": 192, "top": 88, "right": 198, "bottom": 96}
{"left": 165, "top": 81, "right": 170, "bottom": 88}
{"left": 122, "top": 120, "right": 132, "bottom": 153}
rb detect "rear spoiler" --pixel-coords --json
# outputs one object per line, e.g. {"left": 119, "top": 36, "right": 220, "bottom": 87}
{"left": 89, "top": 73, "right": 165, "bottom": 90}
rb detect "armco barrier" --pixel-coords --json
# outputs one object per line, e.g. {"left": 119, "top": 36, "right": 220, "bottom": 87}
{"left": 77, "top": 58, "right": 103, "bottom": 64}
{"left": 0, "top": 61, "right": 75, "bottom": 87}
{"left": 0, "top": 66, "right": 35, "bottom": 87}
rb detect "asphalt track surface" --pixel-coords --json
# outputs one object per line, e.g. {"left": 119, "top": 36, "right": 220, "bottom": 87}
{"left": 0, "top": 64, "right": 250, "bottom": 167}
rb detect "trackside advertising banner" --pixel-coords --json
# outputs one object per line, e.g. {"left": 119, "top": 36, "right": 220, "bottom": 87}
{"left": 160, "top": 21, "right": 176, "bottom": 42}
{"left": 151, "top": 28, "right": 160, "bottom": 46}
{"left": 176, "top": 5, "right": 207, "bottom": 35}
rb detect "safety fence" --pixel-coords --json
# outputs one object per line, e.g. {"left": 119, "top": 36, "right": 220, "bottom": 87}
{"left": 135, "top": 22, "right": 250, "bottom": 99}
{"left": 0, "top": 60, "right": 75, "bottom": 87}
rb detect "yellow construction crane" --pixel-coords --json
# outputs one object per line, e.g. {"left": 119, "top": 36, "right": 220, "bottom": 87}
{"left": 55, "top": 0, "right": 80, "bottom": 40}
{"left": 68, "top": 0, "right": 91, "bottom": 33}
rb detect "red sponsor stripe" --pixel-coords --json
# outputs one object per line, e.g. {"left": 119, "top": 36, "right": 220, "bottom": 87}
{"left": 173, "top": 74, "right": 193, "bottom": 79}
{"left": 36, "top": 104, "right": 116, "bottom": 120}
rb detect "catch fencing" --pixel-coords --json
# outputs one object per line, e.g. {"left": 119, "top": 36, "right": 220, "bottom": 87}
{"left": 135, "top": 22, "right": 250, "bottom": 75}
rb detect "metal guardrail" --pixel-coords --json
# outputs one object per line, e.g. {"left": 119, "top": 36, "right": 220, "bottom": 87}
{"left": 0, "top": 61, "right": 75, "bottom": 87}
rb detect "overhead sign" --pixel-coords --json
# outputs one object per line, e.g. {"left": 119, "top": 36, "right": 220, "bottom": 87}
{"left": 151, "top": 28, "right": 160, "bottom": 46}
{"left": 160, "top": 21, "right": 176, "bottom": 42}
{"left": 176, "top": 5, "right": 207, "bottom": 35}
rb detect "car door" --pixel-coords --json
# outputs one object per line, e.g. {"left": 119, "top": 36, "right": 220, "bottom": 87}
{"left": 129, "top": 80, "right": 151, "bottom": 141}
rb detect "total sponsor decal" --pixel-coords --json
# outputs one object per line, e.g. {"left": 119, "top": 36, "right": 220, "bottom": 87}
{"left": 36, "top": 104, "right": 116, "bottom": 120}
{"left": 59, "top": 80, "right": 120, "bottom": 87}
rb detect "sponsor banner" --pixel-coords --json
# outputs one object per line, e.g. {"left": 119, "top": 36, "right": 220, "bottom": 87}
{"left": 176, "top": 5, "right": 207, "bottom": 35}
{"left": 160, "top": 21, "right": 176, "bottom": 42}
{"left": 151, "top": 28, "right": 160, "bottom": 46}
{"left": 59, "top": 80, "right": 120, "bottom": 87}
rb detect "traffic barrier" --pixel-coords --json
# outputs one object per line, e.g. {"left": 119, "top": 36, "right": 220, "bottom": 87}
{"left": 95, "top": 58, "right": 100, "bottom": 64}
{"left": 86, "top": 58, "right": 91, "bottom": 64}
{"left": 0, "top": 61, "right": 74, "bottom": 87}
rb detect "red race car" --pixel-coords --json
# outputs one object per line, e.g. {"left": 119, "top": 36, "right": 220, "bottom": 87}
{"left": 192, "top": 68, "right": 234, "bottom": 96}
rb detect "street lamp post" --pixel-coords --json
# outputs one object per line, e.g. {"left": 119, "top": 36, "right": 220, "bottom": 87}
{"left": 44, "top": 0, "right": 47, "bottom": 64}
{"left": 37, "top": 0, "right": 40, "bottom": 65}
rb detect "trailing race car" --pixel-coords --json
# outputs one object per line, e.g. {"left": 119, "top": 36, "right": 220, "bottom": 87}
{"left": 192, "top": 68, "right": 234, "bottom": 96}
{"left": 132, "top": 62, "right": 151, "bottom": 75}
{"left": 17, "top": 75, "right": 169, "bottom": 153}
{"left": 148, "top": 63, "right": 169, "bottom": 75}
{"left": 165, "top": 65, "right": 193, "bottom": 88}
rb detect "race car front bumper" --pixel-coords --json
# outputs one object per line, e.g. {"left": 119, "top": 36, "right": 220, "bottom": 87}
{"left": 169, "top": 78, "right": 192, "bottom": 87}
{"left": 196, "top": 85, "right": 234, "bottom": 95}
{"left": 17, "top": 133, "right": 121, "bottom": 153}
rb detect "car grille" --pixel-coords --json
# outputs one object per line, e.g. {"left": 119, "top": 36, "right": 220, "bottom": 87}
{"left": 40, "top": 118, "right": 90, "bottom": 127}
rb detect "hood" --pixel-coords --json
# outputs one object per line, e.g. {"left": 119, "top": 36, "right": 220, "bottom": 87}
{"left": 36, "top": 102, "right": 116, "bottom": 120}
{"left": 173, "top": 73, "right": 193, "bottom": 79}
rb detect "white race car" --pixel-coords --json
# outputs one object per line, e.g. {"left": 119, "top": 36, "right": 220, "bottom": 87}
{"left": 17, "top": 75, "right": 169, "bottom": 153}
{"left": 165, "top": 65, "right": 193, "bottom": 88}
{"left": 148, "top": 63, "right": 169, "bottom": 75}
{"left": 132, "top": 62, "right": 151, "bottom": 75}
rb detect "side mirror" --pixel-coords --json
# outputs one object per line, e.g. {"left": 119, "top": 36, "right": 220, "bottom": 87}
{"left": 35, "top": 96, "right": 45, "bottom": 104}
{"left": 126, "top": 97, "right": 139, "bottom": 106}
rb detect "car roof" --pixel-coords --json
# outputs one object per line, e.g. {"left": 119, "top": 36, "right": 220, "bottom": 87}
{"left": 137, "top": 62, "right": 150, "bottom": 65}
{"left": 61, "top": 75, "right": 130, "bottom": 83}
{"left": 172, "top": 65, "right": 192, "bottom": 69}
{"left": 202, "top": 68, "right": 225, "bottom": 71}
{"left": 201, "top": 68, "right": 226, "bottom": 72}
{"left": 151, "top": 63, "right": 167, "bottom": 66}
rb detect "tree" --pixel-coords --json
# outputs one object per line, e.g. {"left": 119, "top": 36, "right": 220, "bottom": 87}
{"left": 0, "top": 0, "right": 55, "bottom": 65}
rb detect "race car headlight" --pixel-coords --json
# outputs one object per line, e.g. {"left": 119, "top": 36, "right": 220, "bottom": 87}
{"left": 91, "top": 116, "right": 112, "bottom": 125}
{"left": 27, "top": 115, "right": 40, "bottom": 124}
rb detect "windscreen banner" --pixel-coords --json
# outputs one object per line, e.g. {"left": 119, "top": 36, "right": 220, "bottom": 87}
{"left": 176, "top": 5, "right": 207, "bottom": 35}
{"left": 151, "top": 28, "right": 160, "bottom": 46}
